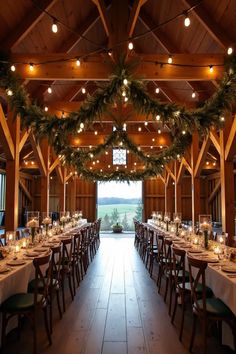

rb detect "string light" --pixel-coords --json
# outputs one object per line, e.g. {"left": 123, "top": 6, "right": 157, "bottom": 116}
{"left": 128, "top": 41, "right": 134, "bottom": 50}
{"left": 138, "top": 127, "right": 142, "bottom": 132}
{"left": 168, "top": 55, "right": 173, "bottom": 64}
{"left": 10, "top": 65, "right": 16, "bottom": 72}
{"left": 94, "top": 130, "right": 98, "bottom": 135}
{"left": 206, "top": 161, "right": 209, "bottom": 165}
{"left": 52, "top": 19, "right": 58, "bottom": 33}
{"left": 76, "top": 58, "right": 81, "bottom": 66}
{"left": 105, "top": 151, "right": 108, "bottom": 155}
{"left": 6, "top": 89, "right": 13, "bottom": 96}
{"left": 184, "top": 12, "right": 190, "bottom": 27}
{"left": 182, "top": 130, "right": 186, "bottom": 135}
{"left": 122, "top": 91, "right": 126, "bottom": 97}
{"left": 108, "top": 50, "right": 112, "bottom": 56}
{"left": 220, "top": 116, "right": 225, "bottom": 121}
{"left": 213, "top": 161, "right": 216, "bottom": 166}
{"left": 191, "top": 91, "right": 196, "bottom": 98}
{"left": 124, "top": 97, "right": 128, "bottom": 102}
{"left": 156, "top": 114, "right": 160, "bottom": 121}
{"left": 155, "top": 87, "right": 160, "bottom": 94}
{"left": 82, "top": 87, "right": 86, "bottom": 94}
{"left": 123, "top": 78, "right": 128, "bottom": 86}
{"left": 47, "top": 86, "right": 52, "bottom": 94}
{"left": 209, "top": 65, "right": 214, "bottom": 73}
{"left": 29, "top": 63, "right": 34, "bottom": 71}
{"left": 144, "top": 121, "right": 148, "bottom": 126}
{"left": 158, "top": 129, "right": 161, "bottom": 134}
{"left": 80, "top": 122, "right": 84, "bottom": 129}
{"left": 44, "top": 106, "right": 48, "bottom": 112}
{"left": 227, "top": 47, "right": 233, "bottom": 55}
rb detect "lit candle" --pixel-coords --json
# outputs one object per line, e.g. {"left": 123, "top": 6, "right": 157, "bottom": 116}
{"left": 181, "top": 231, "right": 185, "bottom": 237}
{"left": 193, "top": 237, "right": 199, "bottom": 245}
{"left": 219, "top": 236, "right": 224, "bottom": 244}
{"left": 170, "top": 226, "right": 175, "bottom": 233}
{"left": 22, "top": 240, "right": 27, "bottom": 248}
{"left": 214, "top": 246, "right": 221, "bottom": 255}
{"left": 189, "top": 226, "right": 193, "bottom": 234}
{"left": 15, "top": 245, "right": 20, "bottom": 253}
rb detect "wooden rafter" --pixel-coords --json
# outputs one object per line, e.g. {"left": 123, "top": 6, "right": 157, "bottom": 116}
{"left": 29, "top": 133, "right": 47, "bottom": 177}
{"left": 0, "top": 105, "right": 14, "bottom": 160}
{"left": 12, "top": 53, "right": 224, "bottom": 81}
{"left": 165, "top": 165, "right": 176, "bottom": 181}
{"left": 177, "top": 159, "right": 186, "bottom": 184}
{"left": 127, "top": 0, "right": 148, "bottom": 37}
{"left": 49, "top": 157, "right": 60, "bottom": 174}
{"left": 194, "top": 136, "right": 211, "bottom": 177}
{"left": 92, "top": 0, "right": 111, "bottom": 36}
{"left": 182, "top": 157, "right": 192, "bottom": 175}
{"left": 56, "top": 165, "right": 63, "bottom": 183}
{"left": 19, "top": 130, "right": 30, "bottom": 152}
{"left": 19, "top": 179, "right": 32, "bottom": 202}
{"left": 225, "top": 115, "right": 236, "bottom": 161}
{"left": 1, "top": 0, "right": 58, "bottom": 50}
{"left": 208, "top": 179, "right": 221, "bottom": 203}
{"left": 182, "top": 0, "right": 232, "bottom": 49}
{"left": 209, "top": 130, "right": 220, "bottom": 154}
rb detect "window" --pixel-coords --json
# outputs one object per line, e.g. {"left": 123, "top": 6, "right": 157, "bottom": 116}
{"left": 0, "top": 173, "right": 6, "bottom": 210}
{"left": 112, "top": 149, "right": 127, "bottom": 165}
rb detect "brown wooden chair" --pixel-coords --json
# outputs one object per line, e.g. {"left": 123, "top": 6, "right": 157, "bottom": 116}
{"left": 60, "top": 237, "right": 74, "bottom": 312}
{"left": 187, "top": 256, "right": 236, "bottom": 354}
{"left": 156, "top": 233, "right": 165, "bottom": 292}
{"left": 145, "top": 229, "right": 157, "bottom": 277}
{"left": 71, "top": 232, "right": 83, "bottom": 294}
{"left": 1, "top": 253, "right": 52, "bottom": 354}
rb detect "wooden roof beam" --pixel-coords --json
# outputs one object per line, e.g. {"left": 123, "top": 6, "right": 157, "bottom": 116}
{"left": 11, "top": 53, "right": 224, "bottom": 81}
{"left": 19, "top": 179, "right": 33, "bottom": 202}
{"left": 127, "top": 0, "right": 148, "bottom": 37}
{"left": 225, "top": 115, "right": 236, "bottom": 161}
{"left": 29, "top": 133, "right": 47, "bottom": 177}
{"left": 0, "top": 105, "right": 15, "bottom": 160}
{"left": 182, "top": 0, "right": 233, "bottom": 49}
{"left": 208, "top": 179, "right": 221, "bottom": 204}
{"left": 92, "top": 0, "right": 111, "bottom": 37}
{"left": 209, "top": 130, "right": 220, "bottom": 155}
{"left": 194, "top": 136, "right": 211, "bottom": 177}
{"left": 19, "top": 130, "right": 30, "bottom": 152}
{"left": 1, "top": 0, "right": 58, "bottom": 50}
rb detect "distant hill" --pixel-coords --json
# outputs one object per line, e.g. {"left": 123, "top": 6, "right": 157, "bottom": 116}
{"left": 98, "top": 197, "right": 141, "bottom": 205}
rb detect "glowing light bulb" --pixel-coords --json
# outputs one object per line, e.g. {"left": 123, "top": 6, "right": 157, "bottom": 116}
{"left": 182, "top": 130, "right": 186, "bottom": 135}
{"left": 94, "top": 131, "right": 98, "bottom": 135}
{"left": 82, "top": 87, "right": 86, "bottom": 94}
{"left": 80, "top": 122, "right": 84, "bottom": 129}
{"left": 168, "top": 55, "right": 172, "bottom": 64}
{"left": 128, "top": 41, "right": 134, "bottom": 50}
{"left": 10, "top": 65, "right": 16, "bottom": 72}
{"left": 44, "top": 106, "right": 48, "bottom": 112}
{"left": 220, "top": 116, "right": 225, "bottom": 121}
{"left": 158, "top": 129, "right": 161, "bottom": 134}
{"left": 52, "top": 20, "right": 58, "bottom": 33}
{"left": 29, "top": 63, "right": 34, "bottom": 71}
{"left": 76, "top": 58, "right": 81, "bottom": 66}
{"left": 192, "top": 91, "right": 196, "bottom": 98}
{"left": 122, "top": 91, "right": 126, "bottom": 97}
{"left": 227, "top": 47, "right": 233, "bottom": 55}
{"left": 124, "top": 97, "right": 128, "bottom": 102}
{"left": 156, "top": 114, "right": 160, "bottom": 121}
{"left": 6, "top": 89, "right": 13, "bottom": 96}
{"left": 123, "top": 78, "right": 128, "bottom": 86}
{"left": 155, "top": 87, "right": 160, "bottom": 94}
{"left": 144, "top": 121, "right": 148, "bottom": 126}
{"left": 184, "top": 15, "right": 190, "bottom": 27}
{"left": 47, "top": 87, "right": 52, "bottom": 94}
{"left": 138, "top": 127, "right": 142, "bottom": 132}
{"left": 209, "top": 65, "right": 214, "bottom": 73}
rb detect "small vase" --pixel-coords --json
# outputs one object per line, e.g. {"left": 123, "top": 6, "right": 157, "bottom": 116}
{"left": 204, "top": 230, "right": 208, "bottom": 249}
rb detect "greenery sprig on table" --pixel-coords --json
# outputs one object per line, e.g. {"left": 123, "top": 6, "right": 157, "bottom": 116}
{"left": 1, "top": 55, "right": 236, "bottom": 181}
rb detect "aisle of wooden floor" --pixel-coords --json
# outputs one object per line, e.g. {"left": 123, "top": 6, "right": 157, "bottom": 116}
{"left": 5, "top": 237, "right": 232, "bottom": 354}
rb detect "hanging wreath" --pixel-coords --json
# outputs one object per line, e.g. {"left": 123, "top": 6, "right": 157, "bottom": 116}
{"left": 0, "top": 55, "right": 236, "bottom": 181}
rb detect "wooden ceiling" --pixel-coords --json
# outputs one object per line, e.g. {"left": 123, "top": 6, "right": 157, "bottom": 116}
{"left": 0, "top": 0, "right": 236, "bottom": 173}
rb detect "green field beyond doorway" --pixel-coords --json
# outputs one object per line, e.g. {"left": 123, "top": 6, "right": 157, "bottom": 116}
{"left": 97, "top": 181, "right": 142, "bottom": 232}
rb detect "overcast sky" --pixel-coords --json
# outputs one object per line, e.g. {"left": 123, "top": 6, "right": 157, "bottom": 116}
{"left": 97, "top": 181, "right": 142, "bottom": 199}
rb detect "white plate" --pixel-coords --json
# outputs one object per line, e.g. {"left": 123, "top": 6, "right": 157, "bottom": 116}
{"left": 188, "top": 249, "right": 203, "bottom": 253}
{"left": 221, "top": 265, "right": 236, "bottom": 273}
{"left": 34, "top": 247, "right": 47, "bottom": 252}
{"left": 25, "top": 251, "right": 40, "bottom": 257}
{"left": 6, "top": 260, "right": 26, "bottom": 266}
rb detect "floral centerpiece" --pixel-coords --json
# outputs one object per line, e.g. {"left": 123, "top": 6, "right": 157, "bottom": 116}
{"left": 173, "top": 213, "right": 182, "bottom": 236}
{"left": 157, "top": 212, "right": 162, "bottom": 227}
{"left": 26, "top": 218, "right": 39, "bottom": 244}
{"left": 60, "top": 215, "right": 67, "bottom": 228}
{"left": 78, "top": 210, "right": 83, "bottom": 219}
{"left": 42, "top": 216, "right": 52, "bottom": 235}
{"left": 164, "top": 212, "right": 171, "bottom": 232}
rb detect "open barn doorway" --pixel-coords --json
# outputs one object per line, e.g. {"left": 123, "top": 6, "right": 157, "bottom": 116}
{"left": 97, "top": 181, "right": 143, "bottom": 233}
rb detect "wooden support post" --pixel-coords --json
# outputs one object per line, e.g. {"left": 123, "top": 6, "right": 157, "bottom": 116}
{"left": 40, "top": 139, "right": 50, "bottom": 214}
{"left": 165, "top": 174, "right": 173, "bottom": 214}
{"left": 5, "top": 110, "right": 20, "bottom": 231}
{"left": 220, "top": 119, "right": 235, "bottom": 244}
{"left": 175, "top": 163, "right": 182, "bottom": 213}
{"left": 68, "top": 177, "right": 76, "bottom": 213}
{"left": 59, "top": 167, "right": 66, "bottom": 213}
{"left": 191, "top": 132, "right": 201, "bottom": 227}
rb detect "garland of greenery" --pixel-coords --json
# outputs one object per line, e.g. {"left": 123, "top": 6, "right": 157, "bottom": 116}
{"left": 0, "top": 55, "right": 236, "bottom": 181}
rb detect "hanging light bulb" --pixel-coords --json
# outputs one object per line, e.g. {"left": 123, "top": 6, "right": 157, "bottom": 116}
{"left": 138, "top": 127, "right": 142, "bottom": 132}
{"left": 227, "top": 47, "right": 233, "bottom": 55}
{"left": 158, "top": 129, "right": 161, "bottom": 134}
{"left": 10, "top": 65, "right": 16, "bottom": 72}
{"left": 123, "top": 78, "right": 128, "bottom": 86}
{"left": 155, "top": 87, "right": 160, "bottom": 94}
{"left": 108, "top": 50, "right": 112, "bottom": 56}
{"left": 82, "top": 87, "right": 86, "bottom": 94}
{"left": 6, "top": 89, "right": 13, "bottom": 96}
{"left": 168, "top": 55, "right": 173, "bottom": 64}
{"left": 44, "top": 106, "right": 48, "bottom": 112}
{"left": 47, "top": 86, "right": 52, "bottom": 94}
{"left": 209, "top": 65, "right": 214, "bottom": 73}
{"left": 76, "top": 58, "right": 81, "bottom": 66}
{"left": 192, "top": 91, "right": 196, "bottom": 98}
{"left": 124, "top": 97, "right": 128, "bottom": 102}
{"left": 156, "top": 114, "right": 160, "bottom": 121}
{"left": 182, "top": 130, "right": 186, "bottom": 135}
{"left": 80, "top": 122, "right": 84, "bottom": 129}
{"left": 128, "top": 41, "right": 134, "bottom": 50}
{"left": 144, "top": 121, "right": 148, "bottom": 126}
{"left": 122, "top": 91, "right": 126, "bottom": 97}
{"left": 94, "top": 131, "right": 98, "bottom": 135}
{"left": 29, "top": 63, "right": 34, "bottom": 71}
{"left": 184, "top": 13, "right": 190, "bottom": 27}
{"left": 52, "top": 19, "right": 58, "bottom": 33}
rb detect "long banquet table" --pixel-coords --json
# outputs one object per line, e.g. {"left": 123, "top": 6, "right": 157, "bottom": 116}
{"left": 146, "top": 220, "right": 236, "bottom": 349}
{"left": 0, "top": 219, "right": 88, "bottom": 345}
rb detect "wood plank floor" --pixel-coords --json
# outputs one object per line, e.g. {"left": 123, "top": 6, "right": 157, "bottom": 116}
{"left": 4, "top": 237, "right": 233, "bottom": 354}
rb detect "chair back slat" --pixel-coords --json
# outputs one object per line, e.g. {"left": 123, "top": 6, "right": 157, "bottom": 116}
{"left": 172, "top": 247, "right": 186, "bottom": 290}
{"left": 33, "top": 252, "right": 52, "bottom": 305}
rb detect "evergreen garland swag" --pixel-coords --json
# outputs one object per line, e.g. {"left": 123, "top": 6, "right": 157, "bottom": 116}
{"left": 1, "top": 55, "right": 236, "bottom": 181}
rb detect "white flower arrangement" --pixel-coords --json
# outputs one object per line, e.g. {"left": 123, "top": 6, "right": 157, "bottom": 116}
{"left": 27, "top": 218, "right": 39, "bottom": 228}
{"left": 60, "top": 216, "right": 67, "bottom": 223}
{"left": 42, "top": 216, "right": 52, "bottom": 225}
